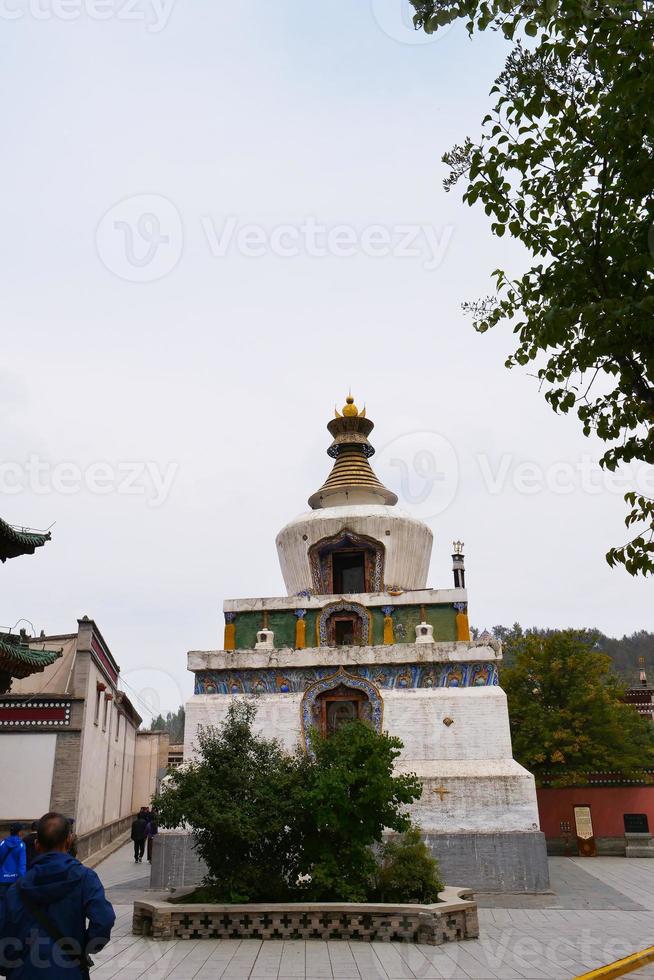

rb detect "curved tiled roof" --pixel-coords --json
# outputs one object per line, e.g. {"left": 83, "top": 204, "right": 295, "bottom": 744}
{"left": 0, "top": 633, "right": 62, "bottom": 680}
{"left": 0, "top": 517, "right": 51, "bottom": 563}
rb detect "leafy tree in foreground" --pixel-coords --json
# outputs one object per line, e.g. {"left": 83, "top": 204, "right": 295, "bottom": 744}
{"left": 410, "top": 0, "right": 654, "bottom": 575}
{"left": 156, "top": 701, "right": 308, "bottom": 901}
{"left": 500, "top": 629, "right": 654, "bottom": 786}
{"left": 157, "top": 702, "right": 426, "bottom": 903}
{"left": 299, "top": 721, "right": 423, "bottom": 902}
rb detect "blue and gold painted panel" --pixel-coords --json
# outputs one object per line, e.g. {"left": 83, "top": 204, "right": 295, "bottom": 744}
{"left": 194, "top": 661, "right": 499, "bottom": 695}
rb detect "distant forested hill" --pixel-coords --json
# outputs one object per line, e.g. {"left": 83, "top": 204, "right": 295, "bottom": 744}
{"left": 477, "top": 624, "right": 654, "bottom": 685}
{"left": 595, "top": 630, "right": 654, "bottom": 684}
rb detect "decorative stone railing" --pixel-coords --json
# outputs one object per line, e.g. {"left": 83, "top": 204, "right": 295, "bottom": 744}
{"left": 132, "top": 887, "right": 479, "bottom": 945}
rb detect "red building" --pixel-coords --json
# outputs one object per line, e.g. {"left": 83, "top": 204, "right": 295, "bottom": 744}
{"left": 537, "top": 773, "right": 654, "bottom": 856}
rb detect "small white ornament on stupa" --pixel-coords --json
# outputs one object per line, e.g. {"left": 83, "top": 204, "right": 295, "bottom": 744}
{"left": 255, "top": 629, "right": 274, "bottom": 650}
{"left": 415, "top": 622, "right": 434, "bottom": 644}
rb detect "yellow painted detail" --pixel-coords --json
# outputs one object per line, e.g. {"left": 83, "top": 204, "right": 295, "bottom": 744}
{"left": 573, "top": 945, "right": 654, "bottom": 980}
{"left": 295, "top": 617, "right": 306, "bottom": 650}
{"left": 383, "top": 615, "right": 394, "bottom": 645}
{"left": 455, "top": 611, "right": 471, "bottom": 642}
{"left": 342, "top": 394, "right": 359, "bottom": 417}
{"left": 224, "top": 622, "right": 236, "bottom": 651}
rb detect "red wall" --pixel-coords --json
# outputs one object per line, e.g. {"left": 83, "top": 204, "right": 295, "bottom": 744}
{"left": 537, "top": 786, "right": 654, "bottom": 837}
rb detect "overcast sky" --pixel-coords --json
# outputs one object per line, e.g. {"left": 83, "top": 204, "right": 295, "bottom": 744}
{"left": 2, "top": 0, "right": 652, "bottom": 723}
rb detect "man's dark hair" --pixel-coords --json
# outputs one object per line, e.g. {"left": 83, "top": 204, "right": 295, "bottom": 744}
{"left": 37, "top": 812, "right": 71, "bottom": 850}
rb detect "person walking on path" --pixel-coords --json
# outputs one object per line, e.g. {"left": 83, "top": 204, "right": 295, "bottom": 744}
{"left": 130, "top": 813, "right": 147, "bottom": 864}
{"left": 0, "top": 823, "right": 26, "bottom": 901}
{"left": 145, "top": 815, "right": 158, "bottom": 864}
{"left": 0, "top": 811, "right": 115, "bottom": 980}
{"left": 22, "top": 823, "right": 39, "bottom": 871}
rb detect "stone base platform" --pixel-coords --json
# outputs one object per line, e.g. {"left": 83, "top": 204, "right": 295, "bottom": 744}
{"left": 424, "top": 831, "right": 550, "bottom": 893}
{"left": 150, "top": 829, "right": 549, "bottom": 894}
{"left": 132, "top": 888, "right": 479, "bottom": 945}
{"left": 625, "top": 832, "right": 654, "bottom": 857}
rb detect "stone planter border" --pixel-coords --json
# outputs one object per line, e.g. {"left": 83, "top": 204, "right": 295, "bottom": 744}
{"left": 133, "top": 887, "right": 479, "bottom": 945}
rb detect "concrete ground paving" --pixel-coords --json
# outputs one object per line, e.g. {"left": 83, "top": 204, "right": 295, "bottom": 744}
{"left": 95, "top": 845, "right": 654, "bottom": 980}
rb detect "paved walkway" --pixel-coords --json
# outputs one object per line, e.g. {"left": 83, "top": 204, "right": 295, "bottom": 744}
{"left": 94, "top": 845, "right": 654, "bottom": 980}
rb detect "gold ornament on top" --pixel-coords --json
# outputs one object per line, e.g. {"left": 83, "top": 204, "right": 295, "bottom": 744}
{"left": 335, "top": 394, "right": 366, "bottom": 419}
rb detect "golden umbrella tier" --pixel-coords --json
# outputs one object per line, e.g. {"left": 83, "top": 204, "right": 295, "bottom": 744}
{"left": 308, "top": 396, "right": 398, "bottom": 509}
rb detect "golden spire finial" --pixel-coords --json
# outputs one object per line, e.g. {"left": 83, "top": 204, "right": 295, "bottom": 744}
{"left": 342, "top": 393, "right": 359, "bottom": 417}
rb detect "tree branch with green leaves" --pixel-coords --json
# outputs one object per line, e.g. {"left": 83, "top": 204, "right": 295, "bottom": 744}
{"left": 412, "top": 0, "right": 654, "bottom": 574}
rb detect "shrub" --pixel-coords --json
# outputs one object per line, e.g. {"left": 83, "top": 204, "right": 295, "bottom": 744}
{"left": 373, "top": 826, "right": 443, "bottom": 904}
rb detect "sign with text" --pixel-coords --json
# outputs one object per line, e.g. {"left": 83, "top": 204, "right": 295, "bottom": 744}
{"left": 574, "top": 805, "right": 597, "bottom": 856}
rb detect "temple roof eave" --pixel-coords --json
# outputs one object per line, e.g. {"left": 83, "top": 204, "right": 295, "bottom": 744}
{"left": 0, "top": 633, "right": 62, "bottom": 679}
{"left": 0, "top": 517, "right": 51, "bottom": 562}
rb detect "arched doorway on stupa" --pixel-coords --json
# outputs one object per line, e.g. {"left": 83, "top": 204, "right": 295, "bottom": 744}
{"left": 300, "top": 670, "right": 383, "bottom": 750}
{"left": 318, "top": 601, "right": 371, "bottom": 647}
{"left": 316, "top": 684, "right": 369, "bottom": 735}
{"left": 309, "top": 530, "right": 384, "bottom": 595}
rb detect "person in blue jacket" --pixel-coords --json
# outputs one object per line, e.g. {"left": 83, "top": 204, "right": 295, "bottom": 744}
{"left": 0, "top": 824, "right": 26, "bottom": 899}
{"left": 0, "top": 812, "right": 115, "bottom": 980}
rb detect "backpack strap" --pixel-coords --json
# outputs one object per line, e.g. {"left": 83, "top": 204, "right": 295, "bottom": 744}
{"left": 16, "top": 882, "right": 93, "bottom": 980}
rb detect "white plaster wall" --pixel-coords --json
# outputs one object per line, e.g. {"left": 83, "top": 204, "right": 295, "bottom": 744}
{"left": 275, "top": 505, "right": 433, "bottom": 594}
{"left": 407, "top": 768, "right": 540, "bottom": 833}
{"left": 186, "top": 689, "right": 513, "bottom": 763}
{"left": 132, "top": 732, "right": 168, "bottom": 811}
{"left": 75, "top": 656, "right": 140, "bottom": 834}
{"left": 383, "top": 689, "right": 514, "bottom": 762}
{"left": 104, "top": 703, "right": 138, "bottom": 824}
{"left": 185, "top": 695, "right": 305, "bottom": 759}
{"left": 76, "top": 657, "right": 112, "bottom": 834}
{"left": 13, "top": 637, "right": 77, "bottom": 695}
{"left": 184, "top": 687, "right": 541, "bottom": 835}
{"left": 0, "top": 733, "right": 56, "bottom": 819}
{"left": 121, "top": 723, "right": 137, "bottom": 819}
